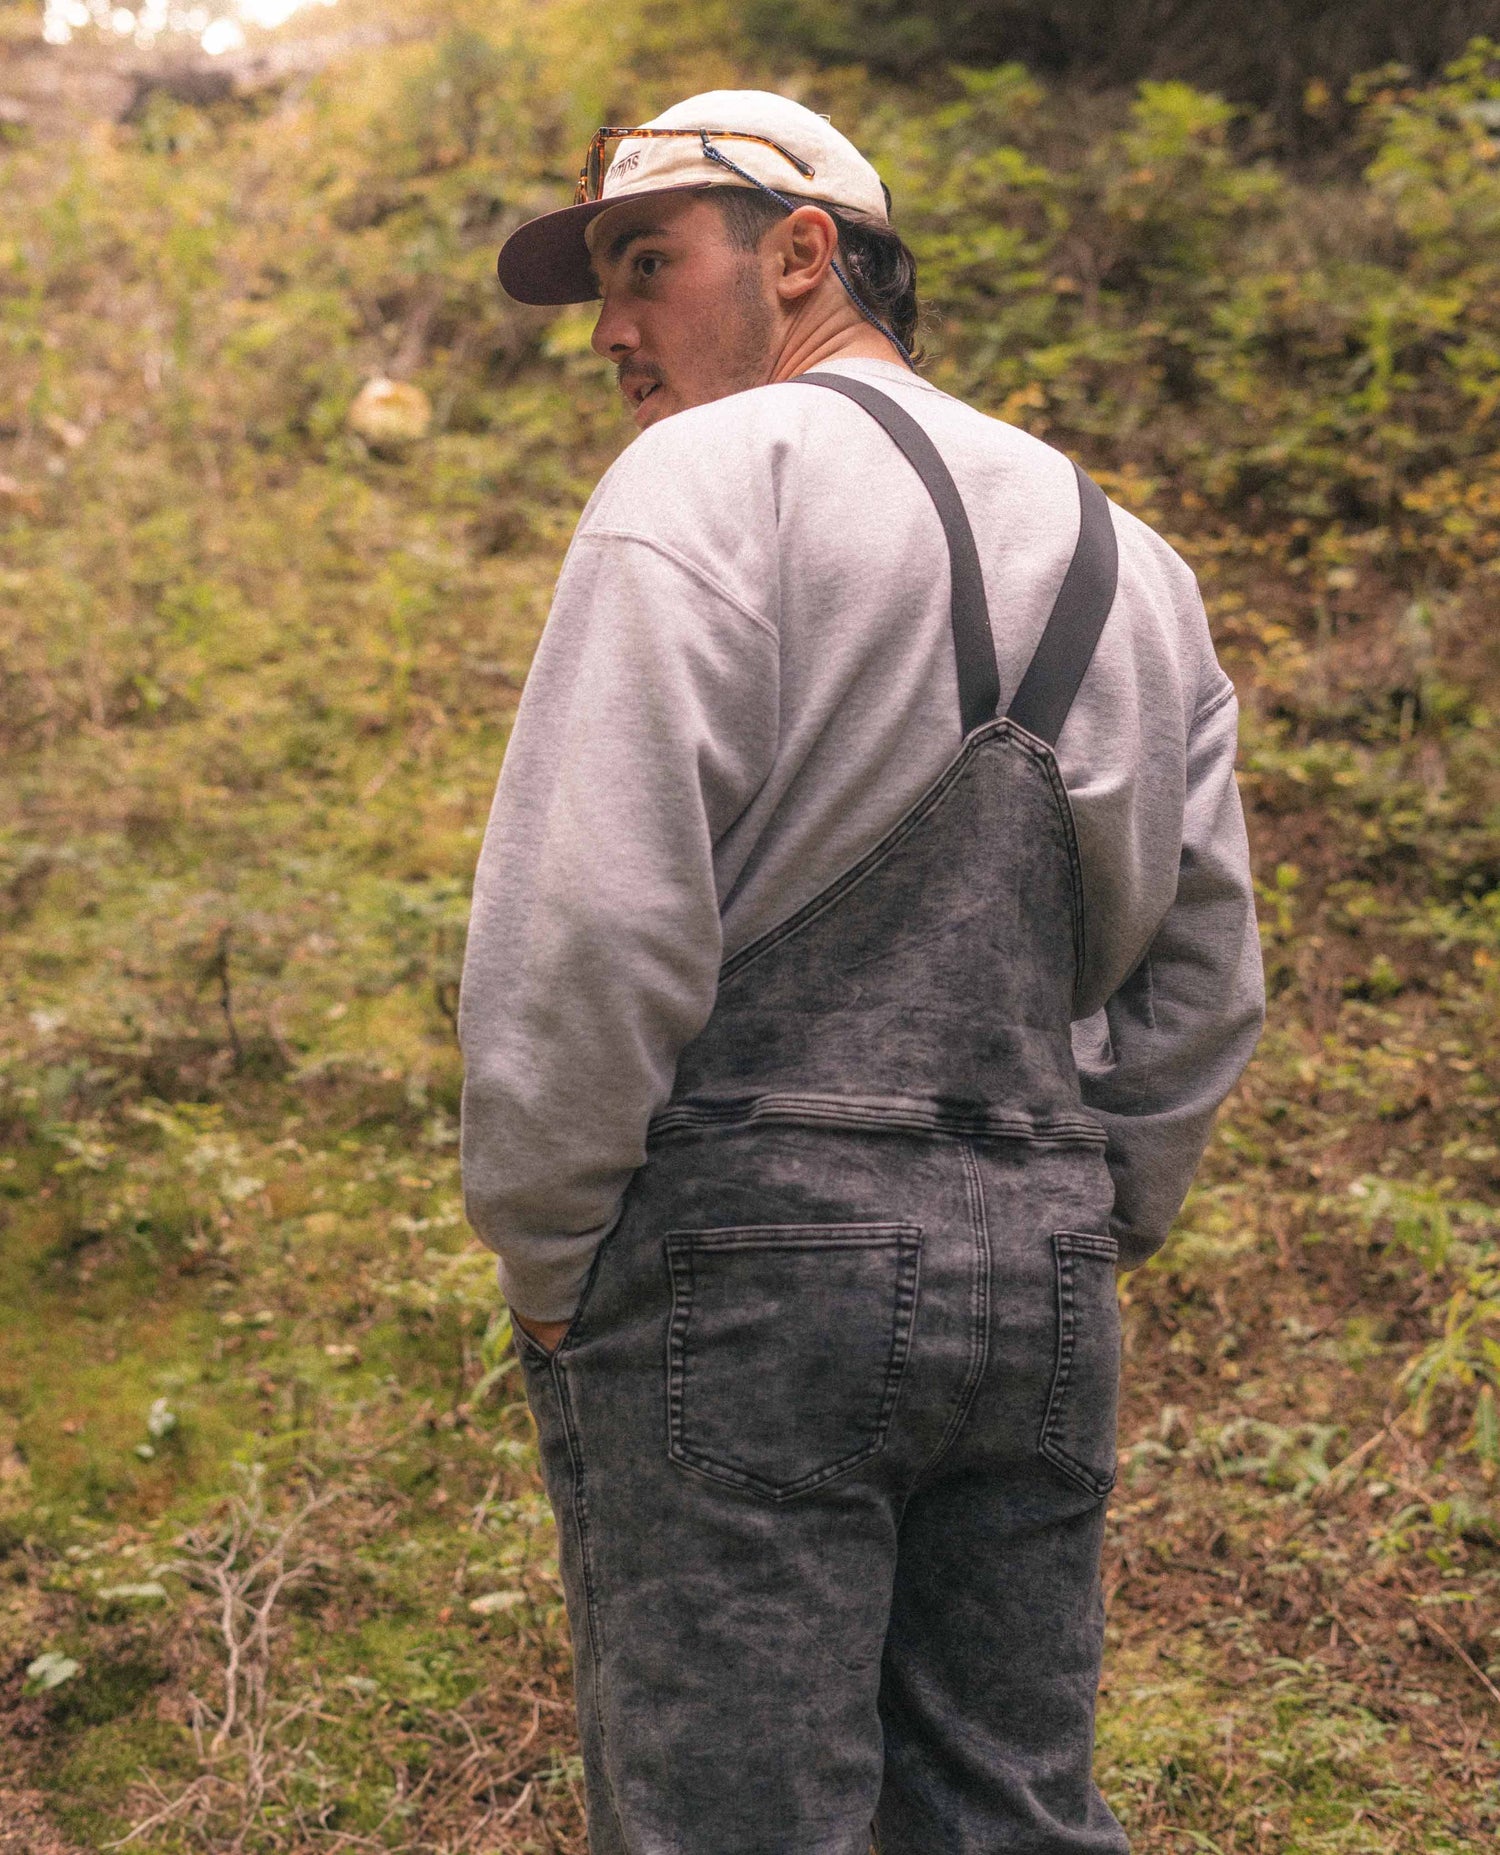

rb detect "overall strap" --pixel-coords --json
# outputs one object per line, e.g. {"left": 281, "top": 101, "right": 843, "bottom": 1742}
{"left": 797, "top": 373, "right": 1119, "bottom": 748}
{"left": 797, "top": 371, "right": 1000, "bottom": 735}
{"left": 1004, "top": 463, "right": 1118, "bottom": 748}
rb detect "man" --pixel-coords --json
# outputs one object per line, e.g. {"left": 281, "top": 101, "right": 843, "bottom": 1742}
{"left": 460, "top": 89, "right": 1262, "bottom": 1855}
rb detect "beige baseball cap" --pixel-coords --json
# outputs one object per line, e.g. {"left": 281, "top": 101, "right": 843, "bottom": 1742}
{"left": 497, "top": 89, "right": 890, "bottom": 306}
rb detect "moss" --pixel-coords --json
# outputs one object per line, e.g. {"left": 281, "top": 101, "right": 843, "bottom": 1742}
{"left": 0, "top": 5, "right": 1497, "bottom": 1849}
{"left": 37, "top": 1716, "right": 195, "bottom": 1848}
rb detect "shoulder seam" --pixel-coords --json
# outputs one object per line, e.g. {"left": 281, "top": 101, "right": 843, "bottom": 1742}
{"left": 572, "top": 529, "right": 778, "bottom": 642}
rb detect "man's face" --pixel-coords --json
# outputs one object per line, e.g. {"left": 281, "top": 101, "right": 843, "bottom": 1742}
{"left": 587, "top": 194, "right": 777, "bottom": 431}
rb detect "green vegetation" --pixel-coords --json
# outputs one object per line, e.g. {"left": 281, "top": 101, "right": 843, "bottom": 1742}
{"left": 1, "top": 3, "right": 1497, "bottom": 1847}
{"left": 737, "top": 0, "right": 1500, "bottom": 140}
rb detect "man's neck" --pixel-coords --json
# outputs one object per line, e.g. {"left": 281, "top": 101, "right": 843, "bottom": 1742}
{"left": 767, "top": 300, "right": 911, "bottom": 384}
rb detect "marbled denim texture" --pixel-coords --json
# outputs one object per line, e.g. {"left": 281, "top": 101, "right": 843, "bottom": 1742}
{"left": 515, "top": 721, "right": 1129, "bottom": 1852}
{"left": 656, "top": 722, "right": 1102, "bottom": 1150}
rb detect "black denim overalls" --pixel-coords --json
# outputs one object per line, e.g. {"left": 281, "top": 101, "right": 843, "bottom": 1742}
{"left": 516, "top": 374, "right": 1131, "bottom": 1855}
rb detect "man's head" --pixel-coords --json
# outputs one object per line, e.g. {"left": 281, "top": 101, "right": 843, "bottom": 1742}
{"left": 496, "top": 90, "right": 923, "bottom": 429}
{"left": 584, "top": 187, "right": 921, "bottom": 430}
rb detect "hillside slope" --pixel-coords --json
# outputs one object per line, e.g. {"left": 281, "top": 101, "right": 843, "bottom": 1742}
{"left": 1, "top": 5, "right": 1497, "bottom": 1848}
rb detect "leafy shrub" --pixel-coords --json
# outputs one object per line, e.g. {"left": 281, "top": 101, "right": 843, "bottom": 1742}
{"left": 740, "top": 0, "right": 1500, "bottom": 142}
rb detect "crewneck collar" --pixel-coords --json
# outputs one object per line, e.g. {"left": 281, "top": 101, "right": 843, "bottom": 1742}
{"left": 798, "top": 355, "right": 944, "bottom": 393}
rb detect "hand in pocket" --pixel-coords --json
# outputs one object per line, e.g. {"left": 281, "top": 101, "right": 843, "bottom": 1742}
{"left": 511, "top": 1308, "right": 573, "bottom": 1356}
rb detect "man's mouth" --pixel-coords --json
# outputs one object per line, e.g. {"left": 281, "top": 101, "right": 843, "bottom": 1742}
{"left": 619, "top": 367, "right": 665, "bottom": 414}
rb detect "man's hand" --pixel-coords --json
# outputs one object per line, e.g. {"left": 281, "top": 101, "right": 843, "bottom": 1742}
{"left": 511, "top": 1308, "right": 572, "bottom": 1355}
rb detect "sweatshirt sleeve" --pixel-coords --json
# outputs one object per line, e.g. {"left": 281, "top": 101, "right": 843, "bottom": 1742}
{"left": 1071, "top": 680, "right": 1264, "bottom": 1267}
{"left": 459, "top": 530, "right": 780, "bottom": 1321}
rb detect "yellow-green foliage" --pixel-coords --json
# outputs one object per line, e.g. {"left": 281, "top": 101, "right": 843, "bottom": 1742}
{"left": 1, "top": 5, "right": 1498, "bottom": 1850}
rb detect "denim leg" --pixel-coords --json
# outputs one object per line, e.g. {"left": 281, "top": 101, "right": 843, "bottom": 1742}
{"left": 522, "top": 1311, "right": 898, "bottom": 1854}
{"left": 875, "top": 1488, "right": 1125, "bottom": 1854}
{"left": 874, "top": 1144, "right": 1128, "bottom": 1855}
{"left": 516, "top": 1130, "right": 972, "bottom": 1855}
{"left": 516, "top": 1335, "right": 630, "bottom": 1852}
{"left": 519, "top": 1133, "right": 1123, "bottom": 1855}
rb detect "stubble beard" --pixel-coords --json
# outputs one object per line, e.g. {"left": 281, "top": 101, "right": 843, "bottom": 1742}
{"left": 622, "top": 258, "right": 780, "bottom": 427}
{"left": 713, "top": 256, "right": 779, "bottom": 399}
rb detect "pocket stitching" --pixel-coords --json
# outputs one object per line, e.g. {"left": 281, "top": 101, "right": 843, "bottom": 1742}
{"left": 1039, "top": 1230, "right": 1119, "bottom": 1500}
{"left": 666, "top": 1223, "right": 922, "bottom": 1503}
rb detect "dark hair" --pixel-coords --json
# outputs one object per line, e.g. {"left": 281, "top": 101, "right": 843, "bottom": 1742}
{"left": 708, "top": 185, "right": 924, "bottom": 363}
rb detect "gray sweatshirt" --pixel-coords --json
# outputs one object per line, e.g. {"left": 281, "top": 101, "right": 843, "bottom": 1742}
{"left": 459, "top": 358, "right": 1264, "bottom": 1321}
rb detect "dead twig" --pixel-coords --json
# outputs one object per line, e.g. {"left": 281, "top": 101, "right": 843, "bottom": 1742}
{"left": 108, "top": 1472, "right": 344, "bottom": 1851}
{"left": 1407, "top": 1599, "right": 1500, "bottom": 1710}
{"left": 211, "top": 924, "right": 244, "bottom": 1069}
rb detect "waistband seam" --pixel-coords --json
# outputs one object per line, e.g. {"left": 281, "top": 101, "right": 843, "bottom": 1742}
{"left": 648, "top": 1093, "right": 1106, "bottom": 1148}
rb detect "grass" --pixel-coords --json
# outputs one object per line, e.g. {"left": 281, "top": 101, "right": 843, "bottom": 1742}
{"left": 1, "top": 2, "right": 1498, "bottom": 1848}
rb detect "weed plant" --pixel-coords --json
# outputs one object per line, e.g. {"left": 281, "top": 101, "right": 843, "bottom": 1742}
{"left": 0, "top": 3, "right": 1497, "bottom": 1848}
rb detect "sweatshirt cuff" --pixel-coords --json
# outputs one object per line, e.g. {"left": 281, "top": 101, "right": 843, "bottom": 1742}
{"left": 493, "top": 1255, "right": 588, "bottom": 1326}
{"left": 482, "top": 1212, "right": 622, "bottom": 1325}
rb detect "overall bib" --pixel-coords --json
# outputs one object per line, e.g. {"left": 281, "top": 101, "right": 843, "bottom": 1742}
{"left": 516, "top": 375, "right": 1130, "bottom": 1855}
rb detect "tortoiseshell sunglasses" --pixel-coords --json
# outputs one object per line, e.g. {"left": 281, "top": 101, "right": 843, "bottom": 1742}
{"left": 574, "top": 126, "right": 815, "bottom": 204}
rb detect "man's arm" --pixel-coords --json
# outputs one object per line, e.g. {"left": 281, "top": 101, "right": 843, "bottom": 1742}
{"left": 459, "top": 529, "right": 779, "bottom": 1324}
{"left": 1072, "top": 682, "right": 1264, "bottom": 1265}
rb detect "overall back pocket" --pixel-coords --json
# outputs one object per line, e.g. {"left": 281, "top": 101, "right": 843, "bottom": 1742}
{"left": 1038, "top": 1230, "right": 1121, "bottom": 1501}
{"left": 665, "top": 1223, "right": 922, "bottom": 1503}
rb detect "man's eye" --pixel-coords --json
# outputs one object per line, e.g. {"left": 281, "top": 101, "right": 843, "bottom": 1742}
{"left": 635, "top": 253, "right": 664, "bottom": 279}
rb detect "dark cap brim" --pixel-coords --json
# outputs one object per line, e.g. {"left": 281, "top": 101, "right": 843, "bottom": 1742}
{"left": 497, "top": 185, "right": 713, "bottom": 306}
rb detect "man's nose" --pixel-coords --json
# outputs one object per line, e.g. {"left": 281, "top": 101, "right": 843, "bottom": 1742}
{"left": 591, "top": 292, "right": 638, "bottom": 360}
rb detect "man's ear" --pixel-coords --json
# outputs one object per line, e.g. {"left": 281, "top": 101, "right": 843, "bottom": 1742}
{"left": 772, "top": 206, "right": 840, "bottom": 305}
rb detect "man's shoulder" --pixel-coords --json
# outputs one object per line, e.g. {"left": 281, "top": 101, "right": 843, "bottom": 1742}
{"left": 584, "top": 382, "right": 817, "bottom": 510}
{"left": 574, "top": 381, "right": 860, "bottom": 587}
{"left": 572, "top": 374, "right": 1210, "bottom": 655}
{"left": 577, "top": 392, "right": 762, "bottom": 548}
{"left": 579, "top": 370, "right": 1038, "bottom": 539}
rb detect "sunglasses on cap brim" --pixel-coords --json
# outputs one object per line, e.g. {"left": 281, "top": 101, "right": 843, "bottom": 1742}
{"left": 575, "top": 126, "right": 816, "bottom": 205}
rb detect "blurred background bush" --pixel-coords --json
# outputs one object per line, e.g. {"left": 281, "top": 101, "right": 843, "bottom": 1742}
{"left": 742, "top": 0, "right": 1500, "bottom": 144}
{"left": 0, "top": 3, "right": 1497, "bottom": 1850}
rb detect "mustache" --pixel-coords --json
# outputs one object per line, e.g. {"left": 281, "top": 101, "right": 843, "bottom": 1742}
{"left": 616, "top": 360, "right": 664, "bottom": 395}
